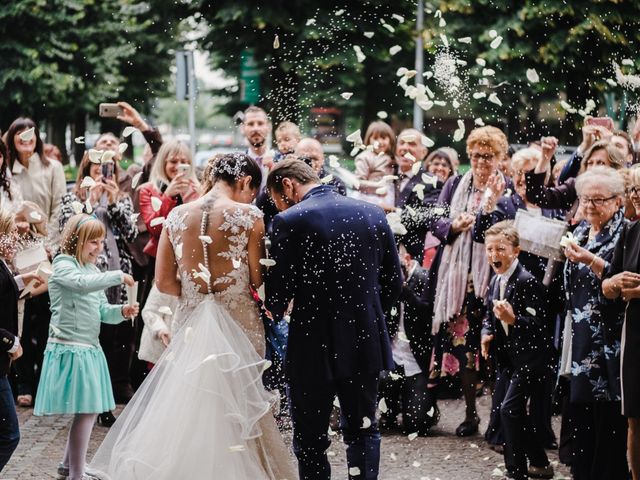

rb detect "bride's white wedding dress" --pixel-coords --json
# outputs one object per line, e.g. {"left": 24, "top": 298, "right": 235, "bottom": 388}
{"left": 90, "top": 199, "right": 297, "bottom": 480}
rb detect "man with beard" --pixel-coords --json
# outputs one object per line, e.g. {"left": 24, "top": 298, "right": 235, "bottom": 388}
{"left": 241, "top": 106, "right": 271, "bottom": 186}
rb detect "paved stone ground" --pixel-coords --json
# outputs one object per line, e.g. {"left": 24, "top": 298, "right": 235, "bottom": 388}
{"left": 1, "top": 395, "right": 571, "bottom": 479}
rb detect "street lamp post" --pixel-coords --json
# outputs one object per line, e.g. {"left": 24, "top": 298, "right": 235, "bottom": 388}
{"left": 413, "top": 0, "right": 424, "bottom": 130}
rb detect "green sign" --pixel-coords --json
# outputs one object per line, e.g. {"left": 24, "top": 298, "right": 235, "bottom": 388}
{"left": 240, "top": 49, "right": 260, "bottom": 104}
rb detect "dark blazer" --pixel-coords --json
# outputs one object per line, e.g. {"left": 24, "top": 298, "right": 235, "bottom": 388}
{"left": 482, "top": 262, "right": 551, "bottom": 372}
{"left": 0, "top": 261, "right": 19, "bottom": 376}
{"left": 266, "top": 185, "right": 403, "bottom": 383}
{"left": 524, "top": 170, "right": 577, "bottom": 213}
{"left": 387, "top": 264, "right": 432, "bottom": 372}
{"left": 395, "top": 167, "right": 442, "bottom": 261}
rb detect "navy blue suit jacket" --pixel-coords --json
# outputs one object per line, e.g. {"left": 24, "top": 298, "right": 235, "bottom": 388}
{"left": 482, "top": 263, "right": 552, "bottom": 373}
{"left": 265, "top": 185, "right": 403, "bottom": 383}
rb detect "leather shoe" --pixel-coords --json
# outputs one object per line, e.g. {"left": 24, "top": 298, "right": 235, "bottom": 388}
{"left": 96, "top": 411, "right": 116, "bottom": 427}
{"left": 528, "top": 464, "right": 554, "bottom": 479}
{"left": 455, "top": 416, "right": 480, "bottom": 437}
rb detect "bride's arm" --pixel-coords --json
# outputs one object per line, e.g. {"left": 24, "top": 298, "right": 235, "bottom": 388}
{"left": 247, "top": 216, "right": 266, "bottom": 290}
{"left": 155, "top": 228, "right": 181, "bottom": 296}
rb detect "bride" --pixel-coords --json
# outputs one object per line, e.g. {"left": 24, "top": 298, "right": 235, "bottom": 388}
{"left": 90, "top": 153, "right": 297, "bottom": 480}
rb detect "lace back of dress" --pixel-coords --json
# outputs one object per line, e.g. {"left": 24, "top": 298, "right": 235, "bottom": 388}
{"left": 199, "top": 210, "right": 213, "bottom": 295}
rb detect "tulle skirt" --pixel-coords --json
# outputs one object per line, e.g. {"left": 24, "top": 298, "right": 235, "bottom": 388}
{"left": 89, "top": 298, "right": 297, "bottom": 480}
{"left": 34, "top": 342, "right": 115, "bottom": 415}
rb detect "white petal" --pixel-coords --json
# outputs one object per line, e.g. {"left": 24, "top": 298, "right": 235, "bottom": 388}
{"left": 490, "top": 36, "right": 503, "bottom": 49}
{"left": 606, "top": 78, "right": 618, "bottom": 87}
{"left": 273, "top": 34, "right": 280, "bottom": 49}
{"left": 151, "top": 196, "right": 163, "bottom": 212}
{"left": 439, "top": 17, "right": 446, "bottom": 27}
{"left": 122, "top": 126, "right": 138, "bottom": 137}
{"left": 526, "top": 307, "right": 537, "bottom": 316}
{"left": 488, "top": 93, "right": 502, "bottom": 106}
{"left": 71, "top": 201, "right": 84, "bottom": 215}
{"left": 229, "top": 445, "right": 246, "bottom": 452}
{"left": 333, "top": 396, "right": 341, "bottom": 408}
{"left": 378, "top": 397, "right": 388, "bottom": 413}
{"left": 411, "top": 161, "right": 421, "bottom": 175}
{"left": 306, "top": 18, "right": 316, "bottom": 26}
{"left": 403, "top": 152, "right": 416, "bottom": 162}
{"left": 19, "top": 127, "right": 35, "bottom": 142}
{"left": 353, "top": 45, "right": 366, "bottom": 63}
{"left": 396, "top": 67, "right": 408, "bottom": 77}
{"left": 232, "top": 257, "right": 241, "bottom": 269}
{"left": 491, "top": 468, "right": 503, "bottom": 477}
{"left": 456, "top": 59, "right": 468, "bottom": 66}
{"left": 85, "top": 197, "right": 93, "bottom": 214}
{"left": 361, "top": 416, "right": 372, "bottom": 429}
{"left": 88, "top": 149, "right": 104, "bottom": 164}
{"left": 364, "top": 31, "right": 374, "bottom": 38}
{"left": 346, "top": 129, "right": 363, "bottom": 144}
{"left": 398, "top": 330, "right": 411, "bottom": 342}
{"left": 262, "top": 360, "right": 272, "bottom": 372}
{"left": 476, "top": 58, "right": 487, "bottom": 67}
{"left": 198, "top": 235, "right": 212, "bottom": 244}
{"left": 389, "top": 45, "right": 402, "bottom": 56}
{"left": 74, "top": 136, "right": 85, "bottom": 144}
{"left": 458, "top": 37, "right": 472, "bottom": 44}
{"left": 375, "top": 186, "right": 388, "bottom": 196}
{"left": 389, "top": 372, "right": 402, "bottom": 380}
{"left": 392, "top": 13, "right": 404, "bottom": 23}
{"left": 377, "top": 111, "right": 388, "bottom": 120}
{"left": 474, "top": 117, "right": 485, "bottom": 126}
{"left": 118, "top": 142, "right": 128, "bottom": 154}
{"left": 408, "top": 432, "right": 418, "bottom": 441}
{"left": 335, "top": 9, "right": 344, "bottom": 15}
{"left": 102, "top": 150, "right": 116, "bottom": 162}
{"left": 390, "top": 452, "right": 397, "bottom": 461}
{"left": 341, "top": 92, "right": 353, "bottom": 100}
{"left": 320, "top": 174, "right": 334, "bottom": 184}
{"left": 560, "top": 100, "right": 577, "bottom": 113}
{"left": 327, "top": 450, "right": 336, "bottom": 457}
{"left": 328, "top": 155, "right": 340, "bottom": 168}
{"left": 470, "top": 443, "right": 479, "bottom": 448}
{"left": 452, "top": 99, "right": 460, "bottom": 109}
{"left": 29, "top": 211, "right": 42, "bottom": 222}
{"left": 257, "top": 284, "right": 266, "bottom": 301}
{"left": 444, "top": 454, "right": 451, "bottom": 460}
{"left": 440, "top": 34, "right": 449, "bottom": 48}
{"left": 150, "top": 216, "right": 165, "bottom": 227}
{"left": 433, "top": 100, "right": 446, "bottom": 106}
{"left": 434, "top": 9, "right": 442, "bottom": 18}
{"left": 390, "top": 306, "right": 398, "bottom": 316}
{"left": 421, "top": 135, "right": 435, "bottom": 148}
{"left": 489, "top": 29, "right": 498, "bottom": 39}
{"left": 383, "top": 23, "right": 395, "bottom": 33}
{"left": 80, "top": 176, "right": 96, "bottom": 189}
{"left": 131, "top": 171, "right": 143, "bottom": 189}
{"left": 413, "top": 461, "right": 421, "bottom": 467}
{"left": 158, "top": 306, "right": 173, "bottom": 315}
{"left": 175, "top": 242, "right": 183, "bottom": 259}
{"left": 426, "top": 406, "right": 435, "bottom": 417}
{"left": 421, "top": 173, "right": 438, "bottom": 188}
{"left": 348, "top": 467, "right": 361, "bottom": 476}
{"left": 622, "top": 59, "right": 634, "bottom": 66}
{"left": 482, "top": 68, "right": 496, "bottom": 77}
{"left": 259, "top": 258, "right": 276, "bottom": 267}
{"left": 526, "top": 68, "right": 540, "bottom": 83}
{"left": 417, "top": 98, "right": 434, "bottom": 111}
{"left": 423, "top": 71, "right": 433, "bottom": 79}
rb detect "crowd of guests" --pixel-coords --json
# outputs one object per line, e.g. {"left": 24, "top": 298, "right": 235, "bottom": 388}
{"left": 0, "top": 102, "right": 639, "bottom": 480}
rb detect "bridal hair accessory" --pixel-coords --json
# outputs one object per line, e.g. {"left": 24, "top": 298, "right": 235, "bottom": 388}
{"left": 211, "top": 153, "right": 248, "bottom": 180}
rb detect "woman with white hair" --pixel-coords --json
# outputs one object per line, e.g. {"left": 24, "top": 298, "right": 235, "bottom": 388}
{"left": 561, "top": 166, "right": 628, "bottom": 479}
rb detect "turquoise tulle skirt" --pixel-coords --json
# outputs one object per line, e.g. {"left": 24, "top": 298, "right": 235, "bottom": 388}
{"left": 34, "top": 342, "right": 115, "bottom": 415}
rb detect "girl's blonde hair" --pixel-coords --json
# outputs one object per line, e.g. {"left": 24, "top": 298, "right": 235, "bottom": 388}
{"left": 364, "top": 121, "right": 396, "bottom": 156}
{"left": 149, "top": 139, "right": 194, "bottom": 189}
{"left": 0, "top": 209, "right": 15, "bottom": 237}
{"left": 59, "top": 214, "right": 106, "bottom": 264}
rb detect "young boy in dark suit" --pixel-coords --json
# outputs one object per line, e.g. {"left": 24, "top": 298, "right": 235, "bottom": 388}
{"left": 481, "top": 221, "right": 554, "bottom": 480}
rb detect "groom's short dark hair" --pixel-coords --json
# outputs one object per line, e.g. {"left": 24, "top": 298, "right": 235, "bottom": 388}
{"left": 267, "top": 158, "right": 320, "bottom": 193}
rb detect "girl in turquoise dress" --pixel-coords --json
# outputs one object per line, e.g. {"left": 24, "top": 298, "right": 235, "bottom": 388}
{"left": 34, "top": 213, "right": 138, "bottom": 480}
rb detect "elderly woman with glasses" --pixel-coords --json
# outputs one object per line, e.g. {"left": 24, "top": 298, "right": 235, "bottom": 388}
{"left": 602, "top": 165, "right": 640, "bottom": 480}
{"left": 560, "top": 166, "right": 628, "bottom": 479}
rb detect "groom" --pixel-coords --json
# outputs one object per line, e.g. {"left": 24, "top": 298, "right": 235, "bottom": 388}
{"left": 265, "top": 159, "right": 402, "bottom": 480}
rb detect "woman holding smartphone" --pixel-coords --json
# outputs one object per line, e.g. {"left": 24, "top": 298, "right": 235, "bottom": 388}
{"left": 58, "top": 150, "right": 139, "bottom": 424}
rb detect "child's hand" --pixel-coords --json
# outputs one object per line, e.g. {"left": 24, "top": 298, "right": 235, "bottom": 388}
{"left": 122, "top": 303, "right": 139, "bottom": 318}
{"left": 493, "top": 300, "right": 516, "bottom": 325}
{"left": 481, "top": 334, "right": 493, "bottom": 360}
{"left": 123, "top": 274, "right": 136, "bottom": 287}
{"left": 158, "top": 330, "right": 171, "bottom": 347}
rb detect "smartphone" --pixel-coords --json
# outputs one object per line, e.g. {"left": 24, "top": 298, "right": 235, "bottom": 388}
{"left": 177, "top": 164, "right": 190, "bottom": 174}
{"left": 99, "top": 103, "right": 123, "bottom": 118}
{"left": 586, "top": 116, "right": 614, "bottom": 130}
{"left": 101, "top": 161, "right": 115, "bottom": 181}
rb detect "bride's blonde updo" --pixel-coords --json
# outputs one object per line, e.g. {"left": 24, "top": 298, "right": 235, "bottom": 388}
{"left": 201, "top": 153, "right": 262, "bottom": 195}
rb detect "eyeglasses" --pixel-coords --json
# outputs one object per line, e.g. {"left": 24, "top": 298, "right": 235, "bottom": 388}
{"left": 469, "top": 152, "right": 495, "bottom": 162}
{"left": 626, "top": 186, "right": 640, "bottom": 196}
{"left": 578, "top": 196, "right": 617, "bottom": 207}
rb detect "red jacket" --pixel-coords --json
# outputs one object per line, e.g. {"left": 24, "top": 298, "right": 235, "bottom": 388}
{"left": 138, "top": 183, "right": 198, "bottom": 257}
